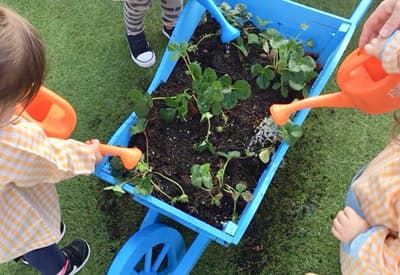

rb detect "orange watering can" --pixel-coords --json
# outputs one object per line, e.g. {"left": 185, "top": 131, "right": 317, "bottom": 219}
{"left": 270, "top": 48, "right": 400, "bottom": 126}
{"left": 21, "top": 86, "right": 142, "bottom": 169}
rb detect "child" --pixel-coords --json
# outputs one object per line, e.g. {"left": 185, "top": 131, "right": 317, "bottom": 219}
{"left": 329, "top": 31, "right": 400, "bottom": 274}
{"left": 124, "top": 0, "right": 183, "bottom": 68}
{"left": 0, "top": 5, "right": 102, "bottom": 275}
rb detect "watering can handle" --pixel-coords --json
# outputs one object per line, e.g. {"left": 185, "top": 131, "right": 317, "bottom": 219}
{"left": 336, "top": 48, "right": 380, "bottom": 86}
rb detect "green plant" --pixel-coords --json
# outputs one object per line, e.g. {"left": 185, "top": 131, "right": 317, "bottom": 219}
{"left": 224, "top": 182, "right": 253, "bottom": 221}
{"left": 251, "top": 27, "right": 318, "bottom": 97}
{"left": 107, "top": 150, "right": 189, "bottom": 204}
{"left": 279, "top": 120, "right": 303, "bottom": 146}
{"left": 189, "top": 150, "right": 254, "bottom": 218}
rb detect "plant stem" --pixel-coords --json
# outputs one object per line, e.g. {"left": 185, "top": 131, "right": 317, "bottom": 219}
{"left": 154, "top": 171, "right": 187, "bottom": 196}
{"left": 223, "top": 184, "right": 238, "bottom": 222}
{"left": 144, "top": 131, "right": 150, "bottom": 165}
{"left": 195, "top": 33, "right": 219, "bottom": 47}
{"left": 204, "top": 115, "right": 212, "bottom": 143}
{"left": 151, "top": 180, "right": 173, "bottom": 200}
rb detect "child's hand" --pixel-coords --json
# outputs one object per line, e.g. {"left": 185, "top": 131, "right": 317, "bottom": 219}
{"left": 364, "top": 35, "right": 387, "bottom": 59}
{"left": 332, "top": 206, "right": 370, "bottom": 244}
{"left": 86, "top": 139, "right": 103, "bottom": 163}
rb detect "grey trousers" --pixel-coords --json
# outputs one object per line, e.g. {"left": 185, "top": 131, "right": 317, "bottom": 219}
{"left": 124, "top": 0, "right": 183, "bottom": 35}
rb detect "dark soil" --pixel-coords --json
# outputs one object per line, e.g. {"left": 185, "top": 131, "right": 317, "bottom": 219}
{"left": 124, "top": 17, "right": 318, "bottom": 229}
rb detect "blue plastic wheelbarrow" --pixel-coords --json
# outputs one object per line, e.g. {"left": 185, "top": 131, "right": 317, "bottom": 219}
{"left": 95, "top": 0, "right": 373, "bottom": 273}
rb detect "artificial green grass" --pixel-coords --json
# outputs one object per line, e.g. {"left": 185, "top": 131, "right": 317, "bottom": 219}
{"left": 0, "top": 1, "right": 389, "bottom": 274}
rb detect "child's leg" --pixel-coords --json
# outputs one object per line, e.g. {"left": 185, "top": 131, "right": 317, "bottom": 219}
{"left": 23, "top": 239, "right": 90, "bottom": 275}
{"left": 23, "top": 244, "right": 66, "bottom": 275}
{"left": 161, "top": 0, "right": 183, "bottom": 29}
{"left": 124, "top": 0, "right": 152, "bottom": 36}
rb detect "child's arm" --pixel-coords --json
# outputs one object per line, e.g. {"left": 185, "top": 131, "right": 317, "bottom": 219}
{"left": 0, "top": 121, "right": 100, "bottom": 187}
{"left": 335, "top": 196, "right": 400, "bottom": 273}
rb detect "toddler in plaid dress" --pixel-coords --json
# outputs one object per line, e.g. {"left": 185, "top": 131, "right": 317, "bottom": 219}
{"left": 330, "top": 14, "right": 400, "bottom": 275}
{"left": 0, "top": 5, "right": 102, "bottom": 275}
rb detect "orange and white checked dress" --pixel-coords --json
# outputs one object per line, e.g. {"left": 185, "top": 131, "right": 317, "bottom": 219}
{"left": 338, "top": 30, "right": 400, "bottom": 275}
{"left": 0, "top": 117, "right": 96, "bottom": 263}
{"left": 340, "top": 140, "right": 400, "bottom": 274}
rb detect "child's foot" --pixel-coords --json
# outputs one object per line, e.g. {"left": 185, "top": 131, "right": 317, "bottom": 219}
{"left": 162, "top": 26, "right": 174, "bottom": 39}
{"left": 126, "top": 32, "right": 155, "bottom": 68}
{"left": 62, "top": 239, "right": 90, "bottom": 275}
{"left": 364, "top": 36, "right": 387, "bottom": 59}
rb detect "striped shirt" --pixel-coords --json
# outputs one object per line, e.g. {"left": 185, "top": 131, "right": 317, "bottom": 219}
{"left": 340, "top": 140, "right": 400, "bottom": 274}
{"left": 0, "top": 116, "right": 96, "bottom": 263}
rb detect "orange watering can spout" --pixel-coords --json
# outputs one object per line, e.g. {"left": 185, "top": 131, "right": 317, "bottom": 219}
{"left": 270, "top": 48, "right": 400, "bottom": 126}
{"left": 270, "top": 92, "right": 353, "bottom": 126}
{"left": 99, "top": 144, "right": 142, "bottom": 170}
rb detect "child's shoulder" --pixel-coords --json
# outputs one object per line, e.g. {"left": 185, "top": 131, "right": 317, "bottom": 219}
{"left": 0, "top": 116, "right": 46, "bottom": 144}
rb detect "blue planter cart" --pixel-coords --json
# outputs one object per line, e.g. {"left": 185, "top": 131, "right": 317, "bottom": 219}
{"left": 95, "top": 0, "right": 373, "bottom": 274}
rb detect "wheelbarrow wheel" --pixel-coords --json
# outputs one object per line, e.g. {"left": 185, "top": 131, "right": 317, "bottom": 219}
{"left": 107, "top": 223, "right": 186, "bottom": 275}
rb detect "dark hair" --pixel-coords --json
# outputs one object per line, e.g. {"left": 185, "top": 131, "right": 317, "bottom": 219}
{"left": 0, "top": 5, "right": 46, "bottom": 111}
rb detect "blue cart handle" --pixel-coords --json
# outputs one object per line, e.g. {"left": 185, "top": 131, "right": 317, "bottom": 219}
{"left": 350, "top": 0, "right": 374, "bottom": 25}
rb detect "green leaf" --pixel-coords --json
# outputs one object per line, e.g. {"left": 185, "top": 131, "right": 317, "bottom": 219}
{"left": 251, "top": 64, "right": 263, "bottom": 76}
{"left": 233, "top": 80, "right": 251, "bottom": 99}
{"left": 130, "top": 117, "right": 147, "bottom": 135}
{"left": 235, "top": 182, "right": 247, "bottom": 192}
{"left": 262, "top": 41, "right": 270, "bottom": 53}
{"left": 211, "top": 102, "right": 222, "bottom": 115}
{"left": 290, "top": 124, "right": 304, "bottom": 138}
{"left": 211, "top": 195, "right": 221, "bottom": 207}
{"left": 222, "top": 92, "right": 238, "bottom": 109}
{"left": 167, "top": 41, "right": 179, "bottom": 52}
{"left": 272, "top": 82, "right": 281, "bottom": 90}
{"left": 189, "top": 62, "right": 202, "bottom": 79}
{"left": 160, "top": 108, "right": 177, "bottom": 123}
{"left": 281, "top": 86, "right": 289, "bottom": 98}
{"left": 133, "top": 176, "right": 153, "bottom": 195}
{"left": 279, "top": 121, "right": 304, "bottom": 145}
{"left": 173, "top": 194, "right": 189, "bottom": 203}
{"left": 247, "top": 33, "right": 259, "bottom": 44}
{"left": 259, "top": 148, "right": 271, "bottom": 163}
{"left": 190, "top": 163, "right": 213, "bottom": 189}
{"left": 219, "top": 74, "right": 232, "bottom": 87}
{"left": 180, "top": 41, "right": 189, "bottom": 53}
{"left": 234, "top": 37, "right": 249, "bottom": 57}
{"left": 132, "top": 92, "right": 153, "bottom": 118}
{"left": 306, "top": 40, "right": 314, "bottom": 48}
{"left": 203, "top": 67, "right": 218, "bottom": 81}
{"left": 216, "top": 168, "right": 224, "bottom": 186}
{"left": 227, "top": 151, "right": 241, "bottom": 159}
{"left": 288, "top": 79, "right": 305, "bottom": 91}
{"left": 104, "top": 184, "right": 126, "bottom": 195}
{"left": 256, "top": 75, "right": 270, "bottom": 89}
{"left": 206, "top": 141, "right": 216, "bottom": 154}
{"left": 201, "top": 112, "right": 213, "bottom": 121}
{"left": 136, "top": 161, "right": 149, "bottom": 173}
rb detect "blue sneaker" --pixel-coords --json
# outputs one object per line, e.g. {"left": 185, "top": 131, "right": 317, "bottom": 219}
{"left": 126, "top": 32, "right": 155, "bottom": 68}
